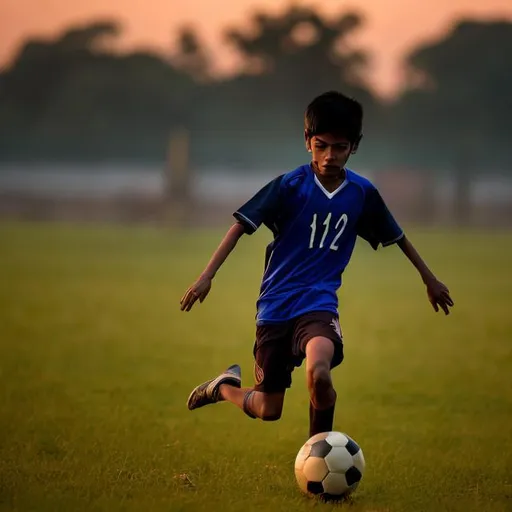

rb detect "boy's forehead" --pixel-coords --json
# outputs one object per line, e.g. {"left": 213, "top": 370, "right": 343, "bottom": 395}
{"left": 311, "top": 133, "right": 350, "bottom": 144}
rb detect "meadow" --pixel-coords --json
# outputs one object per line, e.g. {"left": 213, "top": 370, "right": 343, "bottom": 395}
{"left": 0, "top": 221, "right": 511, "bottom": 512}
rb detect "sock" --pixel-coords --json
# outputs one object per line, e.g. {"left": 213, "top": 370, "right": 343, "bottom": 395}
{"left": 243, "top": 390, "right": 257, "bottom": 419}
{"left": 309, "top": 401, "right": 335, "bottom": 438}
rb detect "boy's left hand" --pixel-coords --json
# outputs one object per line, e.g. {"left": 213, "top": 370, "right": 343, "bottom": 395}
{"left": 426, "top": 278, "right": 454, "bottom": 315}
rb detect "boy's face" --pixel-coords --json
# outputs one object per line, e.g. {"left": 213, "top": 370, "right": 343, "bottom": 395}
{"left": 306, "top": 132, "right": 355, "bottom": 177}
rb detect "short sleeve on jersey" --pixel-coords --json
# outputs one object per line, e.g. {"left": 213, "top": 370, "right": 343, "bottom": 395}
{"left": 233, "top": 175, "right": 284, "bottom": 235}
{"left": 357, "top": 184, "right": 404, "bottom": 250}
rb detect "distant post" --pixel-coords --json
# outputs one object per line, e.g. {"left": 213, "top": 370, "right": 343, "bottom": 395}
{"left": 164, "top": 127, "right": 192, "bottom": 226}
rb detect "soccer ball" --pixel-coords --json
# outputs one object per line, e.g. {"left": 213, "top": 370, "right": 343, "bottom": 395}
{"left": 294, "top": 431, "right": 365, "bottom": 500}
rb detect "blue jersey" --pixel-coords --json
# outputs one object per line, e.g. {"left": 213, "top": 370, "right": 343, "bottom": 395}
{"left": 233, "top": 164, "right": 404, "bottom": 325}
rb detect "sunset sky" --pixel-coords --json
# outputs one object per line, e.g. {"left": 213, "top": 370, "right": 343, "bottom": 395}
{"left": 2, "top": 0, "right": 512, "bottom": 97}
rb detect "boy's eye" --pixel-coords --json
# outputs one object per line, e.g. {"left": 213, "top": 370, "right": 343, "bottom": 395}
{"left": 315, "top": 144, "right": 348, "bottom": 151}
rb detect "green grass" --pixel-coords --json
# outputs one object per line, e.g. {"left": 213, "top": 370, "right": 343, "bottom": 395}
{"left": 0, "top": 221, "right": 511, "bottom": 512}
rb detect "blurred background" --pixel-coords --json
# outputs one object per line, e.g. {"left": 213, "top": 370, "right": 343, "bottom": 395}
{"left": 1, "top": 5, "right": 512, "bottom": 510}
{"left": 1, "top": 0, "right": 511, "bottom": 227}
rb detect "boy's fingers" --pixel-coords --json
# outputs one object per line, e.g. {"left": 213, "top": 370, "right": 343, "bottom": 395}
{"left": 185, "top": 291, "right": 201, "bottom": 311}
{"left": 443, "top": 292, "right": 454, "bottom": 306}
{"left": 180, "top": 289, "right": 194, "bottom": 310}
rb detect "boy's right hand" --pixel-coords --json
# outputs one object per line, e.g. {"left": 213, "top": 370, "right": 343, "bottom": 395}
{"left": 180, "top": 274, "right": 212, "bottom": 312}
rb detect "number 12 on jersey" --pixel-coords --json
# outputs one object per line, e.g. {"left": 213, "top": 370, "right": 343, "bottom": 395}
{"left": 309, "top": 213, "right": 348, "bottom": 251}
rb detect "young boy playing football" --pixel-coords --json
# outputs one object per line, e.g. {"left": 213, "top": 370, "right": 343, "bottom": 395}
{"left": 180, "top": 91, "right": 454, "bottom": 438}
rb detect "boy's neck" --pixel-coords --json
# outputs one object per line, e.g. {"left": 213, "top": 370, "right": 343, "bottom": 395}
{"left": 311, "top": 163, "right": 347, "bottom": 192}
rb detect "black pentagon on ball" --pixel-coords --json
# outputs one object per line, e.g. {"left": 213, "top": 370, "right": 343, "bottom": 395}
{"left": 345, "top": 466, "right": 363, "bottom": 486}
{"left": 309, "top": 439, "right": 332, "bottom": 458}
{"left": 307, "top": 481, "right": 325, "bottom": 495}
{"left": 345, "top": 438, "right": 360, "bottom": 456}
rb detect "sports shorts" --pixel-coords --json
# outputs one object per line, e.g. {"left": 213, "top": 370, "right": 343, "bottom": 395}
{"left": 252, "top": 311, "right": 344, "bottom": 393}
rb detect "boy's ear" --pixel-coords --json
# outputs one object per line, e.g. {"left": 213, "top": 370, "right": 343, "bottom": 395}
{"left": 305, "top": 130, "right": 312, "bottom": 152}
{"left": 351, "top": 134, "right": 363, "bottom": 154}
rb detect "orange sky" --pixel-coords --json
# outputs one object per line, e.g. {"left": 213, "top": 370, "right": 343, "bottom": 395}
{"left": 2, "top": 0, "right": 512, "bottom": 97}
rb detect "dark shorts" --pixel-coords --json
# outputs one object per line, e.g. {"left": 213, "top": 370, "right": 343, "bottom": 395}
{"left": 253, "top": 311, "right": 344, "bottom": 393}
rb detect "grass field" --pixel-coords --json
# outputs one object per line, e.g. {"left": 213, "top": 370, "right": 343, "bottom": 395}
{"left": 0, "top": 221, "right": 511, "bottom": 512}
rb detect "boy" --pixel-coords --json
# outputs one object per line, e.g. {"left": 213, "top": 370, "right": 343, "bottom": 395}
{"left": 180, "top": 91, "right": 453, "bottom": 438}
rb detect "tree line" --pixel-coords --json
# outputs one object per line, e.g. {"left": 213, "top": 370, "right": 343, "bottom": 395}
{"left": 0, "top": 5, "right": 511, "bottom": 175}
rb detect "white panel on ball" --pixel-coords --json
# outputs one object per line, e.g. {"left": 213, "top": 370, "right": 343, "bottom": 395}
{"left": 352, "top": 450, "right": 365, "bottom": 473}
{"left": 294, "top": 467, "right": 309, "bottom": 493}
{"left": 307, "top": 432, "right": 330, "bottom": 444}
{"left": 322, "top": 472, "right": 349, "bottom": 495}
{"left": 302, "top": 457, "right": 329, "bottom": 482}
{"left": 294, "top": 443, "right": 311, "bottom": 471}
{"left": 324, "top": 446, "right": 354, "bottom": 473}
{"left": 326, "top": 431, "right": 348, "bottom": 447}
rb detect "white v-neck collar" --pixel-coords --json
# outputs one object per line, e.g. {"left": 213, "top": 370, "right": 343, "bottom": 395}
{"left": 313, "top": 170, "right": 349, "bottom": 200}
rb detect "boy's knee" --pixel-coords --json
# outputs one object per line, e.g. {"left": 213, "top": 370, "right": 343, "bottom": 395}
{"left": 307, "top": 362, "right": 331, "bottom": 391}
{"left": 260, "top": 401, "right": 283, "bottom": 421}
{"left": 307, "top": 362, "right": 335, "bottom": 409}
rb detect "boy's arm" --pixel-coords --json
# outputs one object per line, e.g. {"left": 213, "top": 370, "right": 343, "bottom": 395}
{"left": 181, "top": 174, "right": 283, "bottom": 312}
{"left": 180, "top": 222, "right": 246, "bottom": 312}
{"left": 397, "top": 235, "right": 454, "bottom": 315}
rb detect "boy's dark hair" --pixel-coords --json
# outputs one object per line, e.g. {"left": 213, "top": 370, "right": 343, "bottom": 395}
{"left": 304, "top": 91, "right": 363, "bottom": 145}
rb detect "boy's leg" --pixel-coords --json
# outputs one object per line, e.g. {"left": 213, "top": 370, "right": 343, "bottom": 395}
{"left": 187, "top": 369, "right": 286, "bottom": 421}
{"left": 186, "top": 322, "right": 292, "bottom": 421}
{"left": 293, "top": 312, "right": 344, "bottom": 437}
{"left": 219, "top": 385, "right": 285, "bottom": 421}
{"left": 306, "top": 336, "right": 337, "bottom": 437}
